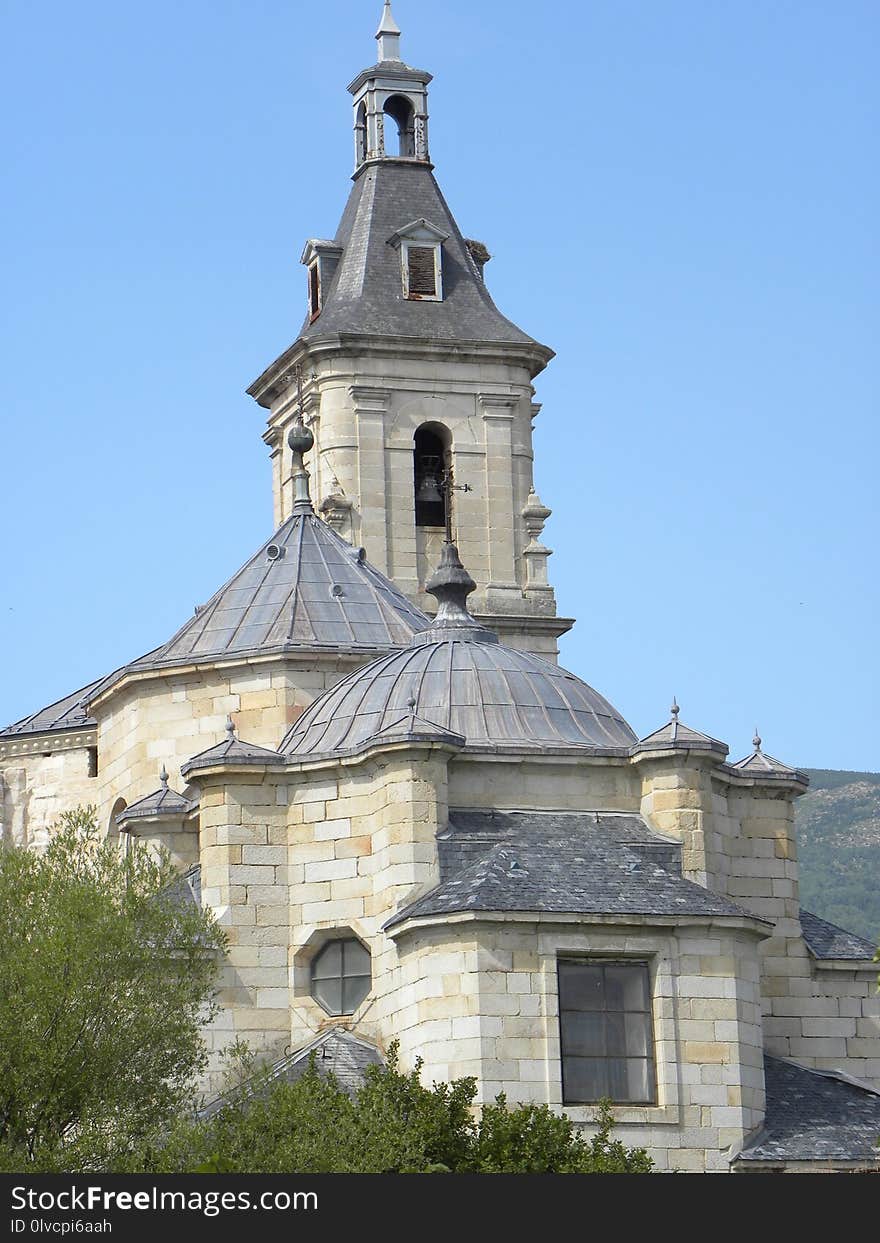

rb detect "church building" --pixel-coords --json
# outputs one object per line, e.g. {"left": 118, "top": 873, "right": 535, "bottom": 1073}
{"left": 2, "top": 5, "right": 878, "bottom": 1173}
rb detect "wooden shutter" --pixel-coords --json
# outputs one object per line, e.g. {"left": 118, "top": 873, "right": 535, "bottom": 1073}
{"left": 407, "top": 246, "right": 437, "bottom": 297}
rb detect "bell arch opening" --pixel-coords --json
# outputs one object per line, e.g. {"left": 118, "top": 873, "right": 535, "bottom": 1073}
{"left": 355, "top": 101, "right": 367, "bottom": 164}
{"left": 413, "top": 423, "right": 451, "bottom": 529}
{"left": 383, "top": 94, "right": 415, "bottom": 157}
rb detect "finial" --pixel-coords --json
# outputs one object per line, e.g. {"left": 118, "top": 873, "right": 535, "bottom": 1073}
{"left": 418, "top": 543, "right": 497, "bottom": 644}
{"left": 375, "top": 1, "right": 401, "bottom": 62}
{"left": 426, "top": 542, "right": 477, "bottom": 623}
{"left": 406, "top": 694, "right": 417, "bottom": 728}
{"left": 753, "top": 729, "right": 762, "bottom": 752}
{"left": 159, "top": 763, "right": 169, "bottom": 789}
{"left": 226, "top": 715, "right": 236, "bottom": 742}
{"left": 670, "top": 698, "right": 680, "bottom": 721}
{"left": 287, "top": 364, "right": 315, "bottom": 515}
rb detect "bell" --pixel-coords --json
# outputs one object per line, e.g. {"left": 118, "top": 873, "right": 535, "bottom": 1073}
{"left": 416, "top": 474, "right": 443, "bottom": 504}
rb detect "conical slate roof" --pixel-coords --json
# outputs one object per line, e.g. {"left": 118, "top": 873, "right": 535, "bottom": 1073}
{"left": 279, "top": 543, "right": 635, "bottom": 758}
{"left": 294, "top": 161, "right": 552, "bottom": 354}
{"left": 632, "top": 701, "right": 728, "bottom": 757}
{"left": 127, "top": 511, "right": 429, "bottom": 671}
{"left": 730, "top": 734, "right": 807, "bottom": 784}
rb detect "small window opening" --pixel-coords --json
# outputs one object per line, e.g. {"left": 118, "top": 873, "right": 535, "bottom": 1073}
{"left": 87, "top": 746, "right": 98, "bottom": 778}
{"left": 311, "top": 937, "right": 371, "bottom": 1016}
{"left": 414, "top": 424, "right": 450, "bottom": 528}
{"left": 383, "top": 94, "right": 415, "bottom": 157}
{"left": 406, "top": 246, "right": 437, "bottom": 298}
{"left": 308, "top": 262, "right": 321, "bottom": 320}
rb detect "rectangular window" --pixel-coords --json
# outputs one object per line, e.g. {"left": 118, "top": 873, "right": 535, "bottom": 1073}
{"left": 308, "top": 262, "right": 321, "bottom": 319}
{"left": 558, "top": 959, "right": 655, "bottom": 1105}
{"left": 406, "top": 245, "right": 438, "bottom": 297}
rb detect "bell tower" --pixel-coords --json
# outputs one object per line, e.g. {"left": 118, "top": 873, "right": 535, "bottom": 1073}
{"left": 247, "top": 3, "right": 572, "bottom": 660}
{"left": 350, "top": 1, "right": 432, "bottom": 167}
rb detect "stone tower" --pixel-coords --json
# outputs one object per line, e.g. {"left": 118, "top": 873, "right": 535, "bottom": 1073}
{"left": 247, "top": 3, "right": 571, "bottom": 659}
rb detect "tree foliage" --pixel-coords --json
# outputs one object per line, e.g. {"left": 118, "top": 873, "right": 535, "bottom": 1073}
{"left": 0, "top": 807, "right": 224, "bottom": 1171}
{"left": 143, "top": 1044, "right": 653, "bottom": 1174}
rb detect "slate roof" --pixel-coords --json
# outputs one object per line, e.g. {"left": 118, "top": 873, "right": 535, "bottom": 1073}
{"left": 181, "top": 729, "right": 283, "bottom": 776}
{"left": 124, "top": 512, "right": 428, "bottom": 672}
{"left": 736, "top": 1056, "right": 880, "bottom": 1166}
{"left": 279, "top": 637, "right": 637, "bottom": 759}
{"left": 800, "top": 909, "right": 877, "bottom": 961}
{"left": 633, "top": 712, "right": 727, "bottom": 757}
{"left": 385, "top": 809, "right": 763, "bottom": 928}
{"left": 162, "top": 864, "right": 202, "bottom": 914}
{"left": 730, "top": 746, "right": 808, "bottom": 784}
{"left": 291, "top": 160, "right": 551, "bottom": 357}
{"left": 199, "top": 1028, "right": 384, "bottom": 1119}
{"left": 0, "top": 677, "right": 102, "bottom": 737}
{"left": 116, "top": 779, "right": 195, "bottom": 823}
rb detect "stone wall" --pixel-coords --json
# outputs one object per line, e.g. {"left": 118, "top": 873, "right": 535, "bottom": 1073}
{"left": 90, "top": 654, "right": 366, "bottom": 835}
{"left": 385, "top": 917, "right": 766, "bottom": 1173}
{"left": 0, "top": 733, "right": 97, "bottom": 848}
{"left": 261, "top": 345, "right": 567, "bottom": 659}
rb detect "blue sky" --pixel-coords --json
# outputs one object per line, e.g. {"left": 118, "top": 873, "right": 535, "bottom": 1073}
{"left": 0, "top": 0, "right": 876, "bottom": 770}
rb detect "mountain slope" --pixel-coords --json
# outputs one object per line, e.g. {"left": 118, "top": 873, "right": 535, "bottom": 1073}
{"left": 796, "top": 769, "right": 880, "bottom": 947}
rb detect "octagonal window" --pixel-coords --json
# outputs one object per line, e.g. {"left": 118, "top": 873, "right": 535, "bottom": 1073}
{"left": 310, "top": 937, "right": 371, "bottom": 1016}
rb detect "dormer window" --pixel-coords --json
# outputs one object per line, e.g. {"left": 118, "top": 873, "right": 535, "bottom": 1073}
{"left": 387, "top": 217, "right": 449, "bottom": 303}
{"left": 301, "top": 239, "right": 344, "bottom": 323}
{"left": 404, "top": 243, "right": 439, "bottom": 299}
{"left": 308, "top": 262, "right": 320, "bottom": 321}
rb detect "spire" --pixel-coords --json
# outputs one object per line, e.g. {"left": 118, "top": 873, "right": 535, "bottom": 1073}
{"left": 375, "top": 1, "right": 402, "bottom": 62}
{"left": 287, "top": 364, "right": 315, "bottom": 515}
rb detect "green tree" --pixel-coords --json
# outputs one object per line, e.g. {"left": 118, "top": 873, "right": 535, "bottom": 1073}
{"left": 0, "top": 807, "right": 224, "bottom": 1171}
{"left": 146, "top": 1044, "right": 652, "bottom": 1174}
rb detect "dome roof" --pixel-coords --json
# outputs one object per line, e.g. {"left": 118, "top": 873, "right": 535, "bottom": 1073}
{"left": 279, "top": 543, "right": 635, "bottom": 758}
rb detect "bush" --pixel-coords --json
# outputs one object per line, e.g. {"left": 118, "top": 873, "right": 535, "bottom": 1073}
{"left": 145, "top": 1044, "right": 652, "bottom": 1174}
{"left": 0, "top": 808, "right": 224, "bottom": 1171}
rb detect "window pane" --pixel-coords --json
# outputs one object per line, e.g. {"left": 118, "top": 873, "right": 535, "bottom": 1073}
{"left": 560, "top": 1009, "right": 604, "bottom": 1057}
{"left": 312, "top": 977, "right": 343, "bottom": 1015}
{"left": 604, "top": 964, "right": 648, "bottom": 1011}
{"left": 604, "top": 1011, "right": 627, "bottom": 1056}
{"left": 342, "top": 974, "right": 371, "bottom": 1015}
{"left": 606, "top": 1057, "right": 629, "bottom": 1100}
{"left": 563, "top": 1057, "right": 606, "bottom": 1103}
{"left": 558, "top": 961, "right": 604, "bottom": 1010}
{"left": 626, "top": 1059, "right": 653, "bottom": 1102}
{"left": 344, "top": 940, "right": 371, "bottom": 976}
{"left": 624, "top": 1012, "right": 650, "bottom": 1057}
{"left": 312, "top": 941, "right": 342, "bottom": 979}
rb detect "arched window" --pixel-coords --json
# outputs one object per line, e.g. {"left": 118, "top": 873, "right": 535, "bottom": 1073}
{"left": 413, "top": 423, "right": 450, "bottom": 528}
{"left": 355, "top": 101, "right": 367, "bottom": 165}
{"left": 383, "top": 94, "right": 415, "bottom": 157}
{"left": 107, "top": 797, "right": 126, "bottom": 846}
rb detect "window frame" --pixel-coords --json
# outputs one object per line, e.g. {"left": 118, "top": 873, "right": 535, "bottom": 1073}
{"left": 307, "top": 260, "right": 321, "bottom": 321}
{"left": 557, "top": 957, "right": 657, "bottom": 1107}
{"left": 401, "top": 239, "right": 442, "bottom": 302}
{"left": 309, "top": 936, "right": 372, "bottom": 1017}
